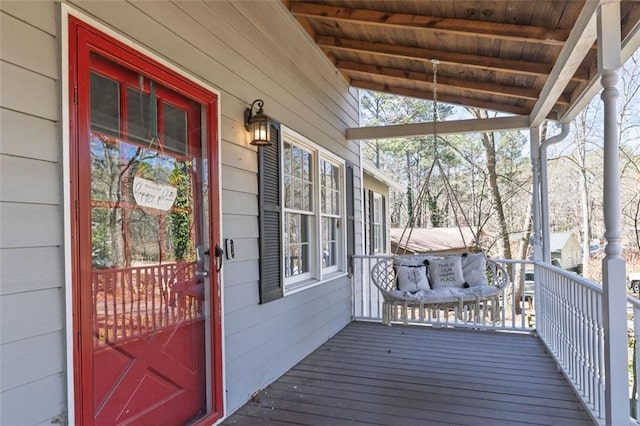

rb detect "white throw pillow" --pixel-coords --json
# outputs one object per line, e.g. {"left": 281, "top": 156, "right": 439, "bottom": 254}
{"left": 461, "top": 252, "right": 488, "bottom": 287}
{"left": 396, "top": 265, "right": 430, "bottom": 293}
{"left": 429, "top": 256, "right": 465, "bottom": 289}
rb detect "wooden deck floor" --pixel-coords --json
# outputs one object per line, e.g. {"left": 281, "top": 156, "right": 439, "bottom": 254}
{"left": 221, "top": 321, "right": 594, "bottom": 426}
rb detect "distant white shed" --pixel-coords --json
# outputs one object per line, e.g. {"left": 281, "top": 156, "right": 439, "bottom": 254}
{"left": 550, "top": 232, "right": 582, "bottom": 271}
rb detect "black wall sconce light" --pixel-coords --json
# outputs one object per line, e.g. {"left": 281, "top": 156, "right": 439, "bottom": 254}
{"left": 244, "top": 99, "right": 271, "bottom": 146}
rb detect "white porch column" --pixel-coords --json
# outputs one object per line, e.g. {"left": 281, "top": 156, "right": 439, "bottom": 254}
{"left": 598, "top": 2, "right": 628, "bottom": 425}
{"left": 530, "top": 126, "right": 543, "bottom": 262}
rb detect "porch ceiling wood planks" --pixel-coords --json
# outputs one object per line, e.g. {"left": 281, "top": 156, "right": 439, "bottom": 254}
{"left": 284, "top": 0, "right": 640, "bottom": 124}
{"left": 221, "top": 322, "right": 594, "bottom": 425}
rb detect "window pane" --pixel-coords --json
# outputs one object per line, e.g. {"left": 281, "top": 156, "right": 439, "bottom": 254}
{"left": 285, "top": 213, "right": 310, "bottom": 277}
{"left": 303, "top": 151, "right": 311, "bottom": 181}
{"left": 320, "top": 186, "right": 326, "bottom": 213}
{"left": 292, "top": 178, "right": 302, "bottom": 210}
{"left": 284, "top": 143, "right": 292, "bottom": 174}
{"left": 303, "top": 181, "right": 312, "bottom": 212}
{"left": 322, "top": 217, "right": 337, "bottom": 268}
{"left": 163, "top": 101, "right": 187, "bottom": 156}
{"left": 292, "top": 146, "right": 302, "bottom": 177}
{"left": 91, "top": 73, "right": 120, "bottom": 137}
{"left": 320, "top": 160, "right": 340, "bottom": 215}
{"left": 284, "top": 175, "right": 292, "bottom": 209}
{"left": 284, "top": 143, "right": 312, "bottom": 213}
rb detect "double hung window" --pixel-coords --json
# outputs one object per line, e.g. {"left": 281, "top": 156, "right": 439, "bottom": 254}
{"left": 281, "top": 129, "right": 345, "bottom": 292}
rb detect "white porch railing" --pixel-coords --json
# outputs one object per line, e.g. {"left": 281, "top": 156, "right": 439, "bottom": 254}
{"left": 534, "top": 262, "right": 606, "bottom": 424}
{"left": 352, "top": 255, "right": 640, "bottom": 426}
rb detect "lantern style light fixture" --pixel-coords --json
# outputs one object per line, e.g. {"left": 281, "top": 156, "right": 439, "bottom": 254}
{"left": 244, "top": 99, "right": 271, "bottom": 146}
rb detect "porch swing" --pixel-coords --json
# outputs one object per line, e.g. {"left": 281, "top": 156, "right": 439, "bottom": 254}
{"left": 370, "top": 60, "right": 509, "bottom": 326}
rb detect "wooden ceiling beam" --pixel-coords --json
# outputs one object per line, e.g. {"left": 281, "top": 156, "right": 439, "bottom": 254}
{"left": 336, "top": 60, "right": 571, "bottom": 105}
{"left": 561, "top": 4, "right": 640, "bottom": 122}
{"left": 289, "top": 2, "right": 569, "bottom": 47}
{"left": 347, "top": 115, "right": 531, "bottom": 140}
{"left": 351, "top": 79, "right": 532, "bottom": 116}
{"left": 318, "top": 36, "right": 590, "bottom": 81}
{"left": 529, "top": 0, "right": 600, "bottom": 126}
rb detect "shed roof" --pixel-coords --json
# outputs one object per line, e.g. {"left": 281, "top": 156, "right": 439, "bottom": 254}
{"left": 390, "top": 227, "right": 477, "bottom": 254}
{"left": 549, "top": 232, "right": 579, "bottom": 252}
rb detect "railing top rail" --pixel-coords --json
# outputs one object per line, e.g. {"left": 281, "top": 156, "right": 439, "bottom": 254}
{"left": 534, "top": 261, "right": 604, "bottom": 293}
{"left": 352, "top": 254, "right": 394, "bottom": 260}
{"left": 628, "top": 294, "right": 640, "bottom": 308}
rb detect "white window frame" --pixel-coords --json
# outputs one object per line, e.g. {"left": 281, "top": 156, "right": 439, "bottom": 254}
{"left": 281, "top": 127, "right": 346, "bottom": 294}
{"left": 371, "top": 192, "right": 385, "bottom": 254}
{"left": 319, "top": 157, "right": 342, "bottom": 274}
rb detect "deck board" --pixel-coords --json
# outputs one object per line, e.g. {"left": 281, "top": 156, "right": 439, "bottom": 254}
{"left": 221, "top": 321, "right": 594, "bottom": 426}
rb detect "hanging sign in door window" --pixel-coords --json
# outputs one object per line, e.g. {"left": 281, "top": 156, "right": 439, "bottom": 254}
{"left": 132, "top": 176, "right": 177, "bottom": 211}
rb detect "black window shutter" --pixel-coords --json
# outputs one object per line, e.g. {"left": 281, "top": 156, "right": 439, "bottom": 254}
{"left": 258, "top": 122, "right": 283, "bottom": 303}
{"left": 345, "top": 162, "right": 356, "bottom": 273}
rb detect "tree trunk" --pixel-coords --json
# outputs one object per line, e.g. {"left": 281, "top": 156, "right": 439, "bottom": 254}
{"left": 514, "top": 201, "right": 533, "bottom": 315}
{"left": 472, "top": 109, "right": 513, "bottom": 261}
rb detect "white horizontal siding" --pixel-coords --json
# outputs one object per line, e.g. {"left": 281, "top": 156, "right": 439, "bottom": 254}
{"left": 222, "top": 190, "right": 258, "bottom": 216}
{"left": 222, "top": 259, "right": 259, "bottom": 289}
{"left": 0, "top": 2, "right": 57, "bottom": 36}
{"left": 221, "top": 140, "right": 258, "bottom": 174}
{"left": 0, "top": 156, "right": 60, "bottom": 204}
{"left": 221, "top": 164, "right": 258, "bottom": 195}
{"left": 1, "top": 330, "right": 65, "bottom": 390}
{"left": 0, "top": 109, "right": 58, "bottom": 161}
{"left": 222, "top": 215, "right": 259, "bottom": 240}
{"left": 222, "top": 280, "right": 260, "bottom": 314}
{"left": 0, "top": 287, "right": 64, "bottom": 344}
{"left": 0, "top": 61, "right": 57, "bottom": 121}
{"left": 1, "top": 374, "right": 66, "bottom": 426}
{"left": 0, "top": 4, "right": 65, "bottom": 425}
{"left": 1, "top": 11, "right": 57, "bottom": 79}
{"left": 0, "top": 203, "right": 61, "bottom": 249}
{"left": 0, "top": 247, "right": 63, "bottom": 295}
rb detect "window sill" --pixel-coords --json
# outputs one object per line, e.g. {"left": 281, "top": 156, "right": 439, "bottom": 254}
{"left": 284, "top": 271, "right": 348, "bottom": 296}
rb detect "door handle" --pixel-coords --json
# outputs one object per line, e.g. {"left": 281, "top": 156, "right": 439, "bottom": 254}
{"left": 214, "top": 244, "right": 224, "bottom": 272}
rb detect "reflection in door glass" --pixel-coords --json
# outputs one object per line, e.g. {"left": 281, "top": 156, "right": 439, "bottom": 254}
{"left": 89, "top": 132, "right": 203, "bottom": 344}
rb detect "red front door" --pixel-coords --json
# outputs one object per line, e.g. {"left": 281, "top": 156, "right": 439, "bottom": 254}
{"left": 70, "top": 18, "right": 222, "bottom": 425}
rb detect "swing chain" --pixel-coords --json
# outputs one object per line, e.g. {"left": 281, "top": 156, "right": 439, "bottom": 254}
{"left": 432, "top": 59, "right": 439, "bottom": 143}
